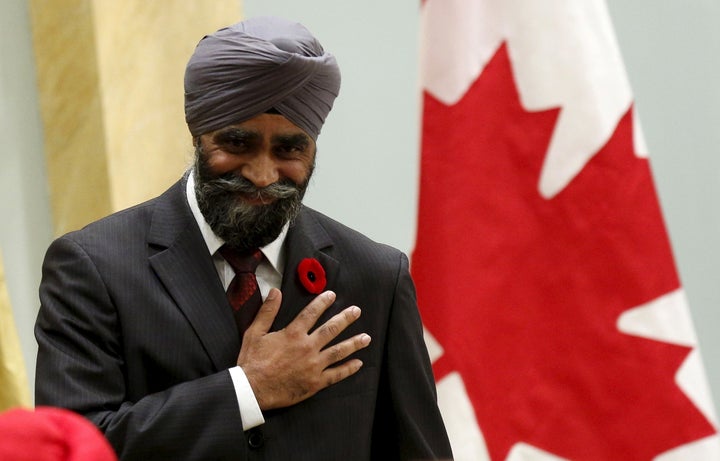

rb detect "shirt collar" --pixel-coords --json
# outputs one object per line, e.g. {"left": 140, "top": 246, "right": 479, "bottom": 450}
{"left": 185, "top": 170, "right": 288, "bottom": 273}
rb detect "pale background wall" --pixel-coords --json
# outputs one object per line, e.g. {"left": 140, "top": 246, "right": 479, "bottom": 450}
{"left": 0, "top": 0, "right": 54, "bottom": 400}
{"left": 1, "top": 0, "right": 718, "bottom": 419}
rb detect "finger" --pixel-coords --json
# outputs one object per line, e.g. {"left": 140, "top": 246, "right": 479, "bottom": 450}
{"left": 247, "top": 288, "right": 282, "bottom": 334}
{"left": 312, "top": 305, "right": 362, "bottom": 345}
{"left": 288, "top": 291, "right": 337, "bottom": 332}
{"left": 321, "top": 358, "right": 364, "bottom": 388}
{"left": 320, "top": 333, "right": 371, "bottom": 367}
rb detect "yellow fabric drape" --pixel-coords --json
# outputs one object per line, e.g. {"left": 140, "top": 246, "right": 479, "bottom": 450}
{"left": 29, "top": 0, "right": 242, "bottom": 236}
{"left": 0, "top": 250, "right": 31, "bottom": 411}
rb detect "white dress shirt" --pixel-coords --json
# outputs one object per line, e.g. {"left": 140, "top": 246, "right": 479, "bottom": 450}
{"left": 186, "top": 172, "right": 288, "bottom": 430}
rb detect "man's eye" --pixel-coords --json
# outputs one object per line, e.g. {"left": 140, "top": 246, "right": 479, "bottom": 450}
{"left": 226, "top": 139, "right": 246, "bottom": 149}
{"left": 213, "top": 130, "right": 253, "bottom": 152}
{"left": 219, "top": 138, "right": 254, "bottom": 155}
{"left": 276, "top": 144, "right": 303, "bottom": 156}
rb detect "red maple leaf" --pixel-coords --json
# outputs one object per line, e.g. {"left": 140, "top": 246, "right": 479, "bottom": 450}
{"left": 411, "top": 43, "right": 716, "bottom": 460}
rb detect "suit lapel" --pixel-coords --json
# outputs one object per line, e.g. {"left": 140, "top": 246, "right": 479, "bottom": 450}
{"left": 145, "top": 186, "right": 341, "bottom": 362}
{"left": 147, "top": 179, "right": 239, "bottom": 370}
{"left": 276, "top": 208, "right": 340, "bottom": 329}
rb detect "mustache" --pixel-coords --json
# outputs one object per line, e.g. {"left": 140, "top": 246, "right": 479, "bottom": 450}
{"left": 199, "top": 173, "right": 302, "bottom": 202}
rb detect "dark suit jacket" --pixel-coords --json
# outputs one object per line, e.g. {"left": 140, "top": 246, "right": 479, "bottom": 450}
{"left": 35, "top": 178, "right": 453, "bottom": 461}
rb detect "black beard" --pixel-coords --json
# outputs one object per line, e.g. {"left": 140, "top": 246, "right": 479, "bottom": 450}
{"left": 193, "top": 146, "right": 311, "bottom": 251}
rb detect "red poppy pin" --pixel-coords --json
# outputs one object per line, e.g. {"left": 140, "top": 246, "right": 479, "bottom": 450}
{"left": 297, "top": 258, "right": 327, "bottom": 294}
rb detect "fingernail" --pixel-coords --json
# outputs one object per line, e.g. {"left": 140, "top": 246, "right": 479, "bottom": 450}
{"left": 360, "top": 334, "right": 371, "bottom": 346}
{"left": 325, "top": 291, "right": 336, "bottom": 301}
{"left": 350, "top": 306, "right": 361, "bottom": 318}
{"left": 267, "top": 288, "right": 279, "bottom": 301}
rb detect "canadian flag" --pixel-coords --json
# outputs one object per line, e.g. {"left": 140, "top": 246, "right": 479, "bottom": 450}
{"left": 410, "top": 1, "right": 720, "bottom": 460}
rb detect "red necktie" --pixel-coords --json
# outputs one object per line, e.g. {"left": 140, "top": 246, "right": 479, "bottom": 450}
{"left": 219, "top": 245, "right": 264, "bottom": 337}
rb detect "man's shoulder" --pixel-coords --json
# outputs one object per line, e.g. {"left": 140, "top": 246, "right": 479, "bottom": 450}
{"left": 57, "top": 178, "right": 187, "bottom": 244}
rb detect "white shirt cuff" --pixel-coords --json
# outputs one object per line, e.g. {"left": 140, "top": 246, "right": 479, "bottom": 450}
{"left": 228, "top": 366, "right": 265, "bottom": 430}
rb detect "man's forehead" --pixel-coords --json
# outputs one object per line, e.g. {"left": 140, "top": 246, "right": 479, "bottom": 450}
{"left": 206, "top": 115, "right": 315, "bottom": 143}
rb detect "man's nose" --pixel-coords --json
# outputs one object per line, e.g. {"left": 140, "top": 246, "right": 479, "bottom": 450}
{"left": 241, "top": 152, "right": 280, "bottom": 188}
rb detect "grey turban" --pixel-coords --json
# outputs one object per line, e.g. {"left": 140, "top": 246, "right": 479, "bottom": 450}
{"left": 184, "top": 16, "right": 341, "bottom": 140}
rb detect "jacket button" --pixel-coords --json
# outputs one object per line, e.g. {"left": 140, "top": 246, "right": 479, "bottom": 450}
{"left": 247, "top": 429, "right": 264, "bottom": 449}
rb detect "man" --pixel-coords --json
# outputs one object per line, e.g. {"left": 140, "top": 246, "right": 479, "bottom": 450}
{"left": 35, "top": 16, "right": 453, "bottom": 461}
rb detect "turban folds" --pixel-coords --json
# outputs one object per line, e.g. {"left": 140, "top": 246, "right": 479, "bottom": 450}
{"left": 184, "top": 16, "right": 341, "bottom": 140}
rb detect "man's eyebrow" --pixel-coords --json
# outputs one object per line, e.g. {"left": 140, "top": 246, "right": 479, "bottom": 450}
{"left": 212, "top": 127, "right": 259, "bottom": 144}
{"left": 273, "top": 133, "right": 311, "bottom": 147}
